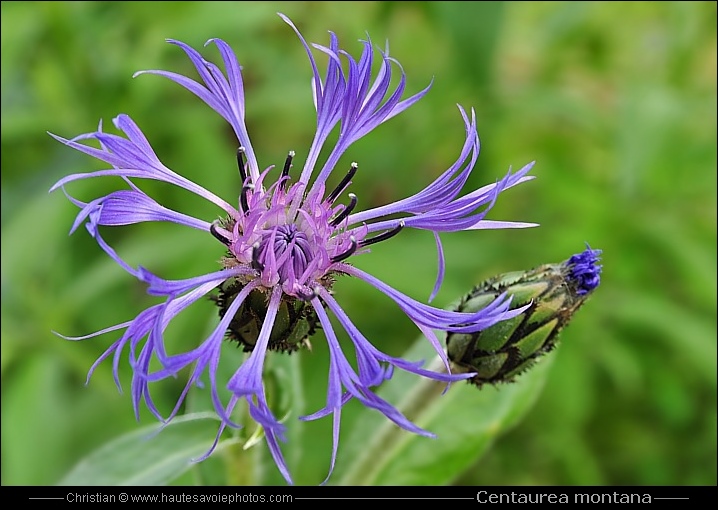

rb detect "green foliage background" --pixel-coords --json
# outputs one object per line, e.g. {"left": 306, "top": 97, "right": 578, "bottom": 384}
{"left": 1, "top": 1, "right": 716, "bottom": 485}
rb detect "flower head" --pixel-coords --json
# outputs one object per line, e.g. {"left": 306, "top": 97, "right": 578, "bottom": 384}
{"left": 51, "top": 14, "right": 536, "bottom": 484}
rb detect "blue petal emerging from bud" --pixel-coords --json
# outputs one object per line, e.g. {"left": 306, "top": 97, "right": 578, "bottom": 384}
{"left": 567, "top": 244, "right": 603, "bottom": 295}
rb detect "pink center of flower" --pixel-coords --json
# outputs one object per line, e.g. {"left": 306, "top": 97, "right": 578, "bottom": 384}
{"left": 210, "top": 149, "right": 404, "bottom": 298}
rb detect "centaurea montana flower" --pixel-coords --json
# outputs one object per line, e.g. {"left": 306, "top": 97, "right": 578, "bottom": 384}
{"left": 51, "top": 14, "right": 537, "bottom": 484}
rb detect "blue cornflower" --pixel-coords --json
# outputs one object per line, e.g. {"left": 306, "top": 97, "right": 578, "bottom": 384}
{"left": 51, "top": 14, "right": 536, "bottom": 484}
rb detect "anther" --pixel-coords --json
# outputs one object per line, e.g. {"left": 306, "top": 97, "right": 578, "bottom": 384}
{"left": 359, "top": 221, "right": 405, "bottom": 247}
{"left": 236, "top": 147, "right": 247, "bottom": 183}
{"left": 330, "top": 193, "right": 357, "bottom": 227}
{"left": 237, "top": 147, "right": 252, "bottom": 215}
{"left": 331, "top": 236, "right": 358, "bottom": 263}
{"left": 240, "top": 183, "right": 253, "bottom": 215}
{"left": 251, "top": 242, "right": 264, "bottom": 271}
{"left": 326, "top": 162, "right": 358, "bottom": 204}
{"left": 280, "top": 150, "right": 295, "bottom": 191}
{"left": 210, "top": 222, "right": 232, "bottom": 246}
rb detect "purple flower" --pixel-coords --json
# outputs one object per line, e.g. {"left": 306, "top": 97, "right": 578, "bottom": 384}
{"left": 51, "top": 14, "right": 537, "bottom": 484}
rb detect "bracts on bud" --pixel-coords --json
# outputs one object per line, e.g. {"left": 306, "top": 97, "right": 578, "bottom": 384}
{"left": 447, "top": 245, "right": 602, "bottom": 387}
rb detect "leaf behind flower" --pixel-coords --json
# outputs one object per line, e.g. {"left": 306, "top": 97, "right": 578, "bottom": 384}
{"left": 57, "top": 412, "right": 236, "bottom": 486}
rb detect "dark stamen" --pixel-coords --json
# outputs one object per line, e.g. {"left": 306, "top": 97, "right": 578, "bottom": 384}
{"left": 326, "top": 162, "right": 358, "bottom": 204}
{"left": 240, "top": 184, "right": 253, "bottom": 214}
{"left": 280, "top": 150, "right": 295, "bottom": 191}
{"left": 330, "top": 193, "right": 357, "bottom": 227}
{"left": 251, "top": 242, "right": 264, "bottom": 272}
{"left": 236, "top": 147, "right": 247, "bottom": 183}
{"left": 331, "top": 236, "right": 358, "bottom": 263}
{"left": 359, "top": 221, "right": 405, "bottom": 247}
{"left": 237, "top": 147, "right": 251, "bottom": 214}
{"left": 210, "top": 223, "right": 232, "bottom": 246}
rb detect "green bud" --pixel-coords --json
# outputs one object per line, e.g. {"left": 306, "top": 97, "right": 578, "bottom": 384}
{"left": 446, "top": 245, "right": 602, "bottom": 387}
{"left": 213, "top": 279, "right": 317, "bottom": 353}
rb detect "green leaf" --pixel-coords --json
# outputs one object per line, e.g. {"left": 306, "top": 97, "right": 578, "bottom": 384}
{"left": 1, "top": 354, "right": 72, "bottom": 485}
{"left": 57, "top": 412, "right": 239, "bottom": 486}
{"left": 335, "top": 334, "right": 553, "bottom": 485}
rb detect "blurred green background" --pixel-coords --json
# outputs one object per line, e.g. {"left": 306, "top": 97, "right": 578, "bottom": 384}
{"left": 1, "top": 1, "right": 716, "bottom": 486}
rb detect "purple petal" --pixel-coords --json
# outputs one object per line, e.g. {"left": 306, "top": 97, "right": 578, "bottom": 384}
{"left": 49, "top": 115, "right": 237, "bottom": 214}
{"left": 340, "top": 264, "right": 529, "bottom": 333}
{"left": 83, "top": 207, "right": 140, "bottom": 278}
{"left": 467, "top": 220, "right": 540, "bottom": 230}
{"left": 318, "top": 288, "right": 471, "bottom": 385}
{"left": 135, "top": 40, "right": 259, "bottom": 179}
{"left": 349, "top": 105, "right": 479, "bottom": 224}
{"left": 137, "top": 266, "right": 252, "bottom": 297}
{"left": 65, "top": 188, "right": 211, "bottom": 235}
{"left": 358, "top": 162, "right": 536, "bottom": 235}
{"left": 428, "top": 232, "right": 445, "bottom": 303}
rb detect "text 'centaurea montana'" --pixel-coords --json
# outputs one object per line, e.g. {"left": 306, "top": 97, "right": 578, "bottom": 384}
{"left": 51, "top": 14, "right": 537, "bottom": 484}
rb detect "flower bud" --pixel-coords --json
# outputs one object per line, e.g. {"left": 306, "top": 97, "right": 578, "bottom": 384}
{"left": 447, "top": 245, "right": 602, "bottom": 387}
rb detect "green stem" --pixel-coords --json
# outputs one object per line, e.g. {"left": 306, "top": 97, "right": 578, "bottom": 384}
{"left": 286, "top": 353, "right": 305, "bottom": 472}
{"left": 338, "top": 356, "right": 448, "bottom": 485}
